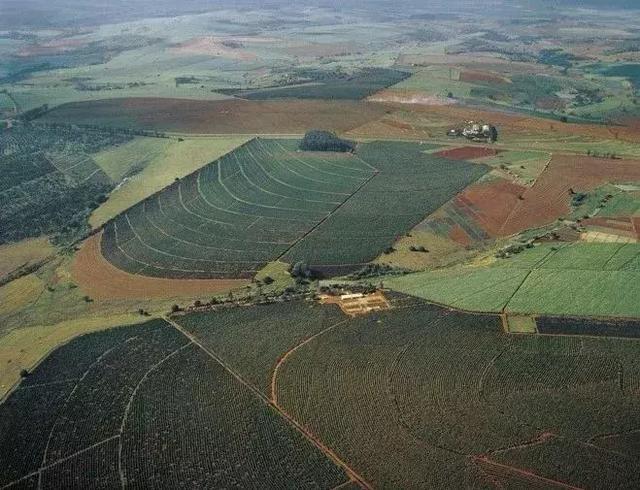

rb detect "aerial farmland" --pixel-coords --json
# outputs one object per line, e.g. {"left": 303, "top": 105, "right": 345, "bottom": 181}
{"left": 2, "top": 0, "right": 640, "bottom": 488}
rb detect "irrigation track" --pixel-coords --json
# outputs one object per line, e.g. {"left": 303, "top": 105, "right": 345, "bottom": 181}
{"left": 270, "top": 320, "right": 348, "bottom": 405}
{"left": 164, "top": 317, "right": 373, "bottom": 490}
{"left": 471, "top": 456, "right": 585, "bottom": 490}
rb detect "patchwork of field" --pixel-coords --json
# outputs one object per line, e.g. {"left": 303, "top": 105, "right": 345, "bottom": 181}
{"left": 0, "top": 237, "right": 54, "bottom": 279}
{"left": 0, "top": 318, "right": 349, "bottom": 489}
{"left": 385, "top": 242, "right": 640, "bottom": 317}
{"left": 98, "top": 138, "right": 488, "bottom": 279}
{"left": 40, "top": 98, "right": 389, "bottom": 134}
{"left": 4, "top": 300, "right": 640, "bottom": 488}
{"left": 89, "top": 136, "right": 249, "bottom": 227}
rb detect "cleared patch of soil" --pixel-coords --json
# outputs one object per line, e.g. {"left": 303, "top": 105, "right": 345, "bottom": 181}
{"left": 459, "top": 70, "right": 510, "bottom": 84}
{"left": 43, "top": 98, "right": 389, "bottom": 134}
{"left": 71, "top": 233, "right": 247, "bottom": 300}
{"left": 435, "top": 146, "right": 500, "bottom": 160}
{"left": 500, "top": 154, "right": 640, "bottom": 235}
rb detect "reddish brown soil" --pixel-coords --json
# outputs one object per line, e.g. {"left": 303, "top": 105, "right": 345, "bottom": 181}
{"left": 500, "top": 155, "right": 640, "bottom": 236}
{"left": 435, "top": 146, "right": 500, "bottom": 160}
{"left": 455, "top": 179, "right": 526, "bottom": 237}
{"left": 535, "top": 96, "right": 567, "bottom": 110}
{"left": 71, "top": 233, "right": 248, "bottom": 301}
{"left": 448, "top": 224, "right": 474, "bottom": 247}
{"left": 42, "top": 98, "right": 389, "bottom": 134}
{"left": 459, "top": 70, "right": 509, "bottom": 84}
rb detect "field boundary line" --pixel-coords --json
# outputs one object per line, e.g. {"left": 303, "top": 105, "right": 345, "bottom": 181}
{"left": 270, "top": 320, "right": 348, "bottom": 405}
{"left": 117, "top": 341, "right": 192, "bottom": 489}
{"left": 276, "top": 168, "right": 380, "bottom": 262}
{"left": 165, "top": 317, "right": 373, "bottom": 490}
{"left": 471, "top": 456, "right": 584, "bottom": 490}
{"left": 330, "top": 479, "right": 356, "bottom": 490}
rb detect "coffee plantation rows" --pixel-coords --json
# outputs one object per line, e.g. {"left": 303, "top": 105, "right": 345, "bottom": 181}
{"left": 101, "top": 138, "right": 487, "bottom": 279}
{"left": 273, "top": 301, "right": 640, "bottom": 488}
{"left": 538, "top": 315, "right": 640, "bottom": 338}
{"left": 0, "top": 123, "right": 129, "bottom": 243}
{"left": 0, "top": 318, "right": 350, "bottom": 489}
{"left": 175, "top": 300, "right": 345, "bottom": 394}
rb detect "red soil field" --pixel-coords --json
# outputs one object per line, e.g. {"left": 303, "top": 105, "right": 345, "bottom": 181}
{"left": 448, "top": 223, "right": 474, "bottom": 247}
{"left": 435, "top": 146, "right": 500, "bottom": 160}
{"left": 459, "top": 70, "right": 509, "bottom": 84}
{"left": 42, "top": 98, "right": 389, "bottom": 134}
{"left": 500, "top": 154, "right": 640, "bottom": 236}
{"left": 582, "top": 217, "right": 639, "bottom": 237}
{"left": 455, "top": 178, "right": 526, "bottom": 237}
{"left": 71, "top": 233, "right": 248, "bottom": 301}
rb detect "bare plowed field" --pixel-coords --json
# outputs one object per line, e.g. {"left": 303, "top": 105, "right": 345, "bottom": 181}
{"left": 71, "top": 233, "right": 247, "bottom": 300}
{"left": 500, "top": 155, "right": 640, "bottom": 235}
{"left": 434, "top": 146, "right": 500, "bottom": 160}
{"left": 459, "top": 70, "right": 509, "bottom": 84}
{"left": 41, "top": 98, "right": 389, "bottom": 134}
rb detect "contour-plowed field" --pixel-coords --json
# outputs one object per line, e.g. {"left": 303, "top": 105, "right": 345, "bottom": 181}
{"left": 500, "top": 154, "right": 640, "bottom": 235}
{"left": 40, "top": 98, "right": 389, "bottom": 134}
{"left": 99, "top": 139, "right": 488, "bottom": 279}
{"left": 72, "top": 232, "right": 248, "bottom": 300}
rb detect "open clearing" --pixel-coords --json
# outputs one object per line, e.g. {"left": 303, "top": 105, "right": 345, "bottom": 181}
{"left": 385, "top": 242, "right": 640, "bottom": 317}
{"left": 40, "top": 98, "right": 389, "bottom": 134}
{"left": 98, "top": 138, "right": 487, "bottom": 279}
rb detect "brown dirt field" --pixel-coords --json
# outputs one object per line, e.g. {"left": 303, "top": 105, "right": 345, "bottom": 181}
{"left": 500, "top": 154, "right": 640, "bottom": 236}
{"left": 71, "top": 233, "right": 248, "bottom": 301}
{"left": 459, "top": 70, "right": 509, "bottom": 84}
{"left": 170, "top": 36, "right": 257, "bottom": 61}
{"left": 435, "top": 146, "right": 500, "bottom": 160}
{"left": 448, "top": 224, "right": 474, "bottom": 247}
{"left": 353, "top": 104, "right": 640, "bottom": 145}
{"left": 42, "top": 98, "right": 389, "bottom": 134}
{"left": 456, "top": 178, "right": 526, "bottom": 237}
{"left": 535, "top": 96, "right": 567, "bottom": 111}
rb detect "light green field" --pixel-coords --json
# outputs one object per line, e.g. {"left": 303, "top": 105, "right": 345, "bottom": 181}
{"left": 390, "top": 66, "right": 476, "bottom": 97}
{"left": 386, "top": 243, "right": 640, "bottom": 317}
{"left": 89, "top": 136, "right": 249, "bottom": 227}
{"left": 93, "top": 136, "right": 172, "bottom": 181}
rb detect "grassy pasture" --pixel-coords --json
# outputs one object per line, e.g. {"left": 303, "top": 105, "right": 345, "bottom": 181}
{"left": 386, "top": 242, "right": 640, "bottom": 317}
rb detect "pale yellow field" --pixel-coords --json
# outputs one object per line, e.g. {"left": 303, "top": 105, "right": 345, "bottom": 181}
{"left": 93, "top": 136, "right": 172, "bottom": 181}
{"left": 0, "top": 237, "right": 54, "bottom": 278}
{"left": 90, "top": 136, "right": 249, "bottom": 227}
{"left": 0, "top": 314, "right": 147, "bottom": 399}
{"left": 0, "top": 275, "right": 44, "bottom": 316}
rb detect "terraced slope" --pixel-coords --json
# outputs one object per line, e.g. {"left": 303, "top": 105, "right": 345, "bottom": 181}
{"left": 101, "top": 139, "right": 488, "bottom": 279}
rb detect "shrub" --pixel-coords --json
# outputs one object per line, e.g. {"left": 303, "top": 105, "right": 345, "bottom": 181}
{"left": 299, "top": 130, "right": 355, "bottom": 152}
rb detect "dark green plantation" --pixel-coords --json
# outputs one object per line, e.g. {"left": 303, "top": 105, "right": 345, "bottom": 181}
{"left": 101, "top": 138, "right": 487, "bottom": 278}
{"left": 217, "top": 68, "right": 411, "bottom": 100}
{"left": 0, "top": 318, "right": 349, "bottom": 489}
{"left": 3, "top": 298, "right": 640, "bottom": 488}
{"left": 0, "top": 123, "right": 129, "bottom": 244}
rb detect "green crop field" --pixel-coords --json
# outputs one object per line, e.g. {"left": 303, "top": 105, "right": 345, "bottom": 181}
{"left": 0, "top": 318, "right": 349, "bottom": 489}
{"left": 100, "top": 138, "right": 487, "bottom": 279}
{"left": 386, "top": 242, "right": 640, "bottom": 317}
{"left": 5, "top": 299, "right": 640, "bottom": 488}
{"left": 276, "top": 303, "right": 640, "bottom": 487}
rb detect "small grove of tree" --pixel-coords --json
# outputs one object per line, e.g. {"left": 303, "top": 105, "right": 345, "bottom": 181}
{"left": 289, "top": 262, "right": 315, "bottom": 282}
{"left": 299, "top": 130, "right": 355, "bottom": 152}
